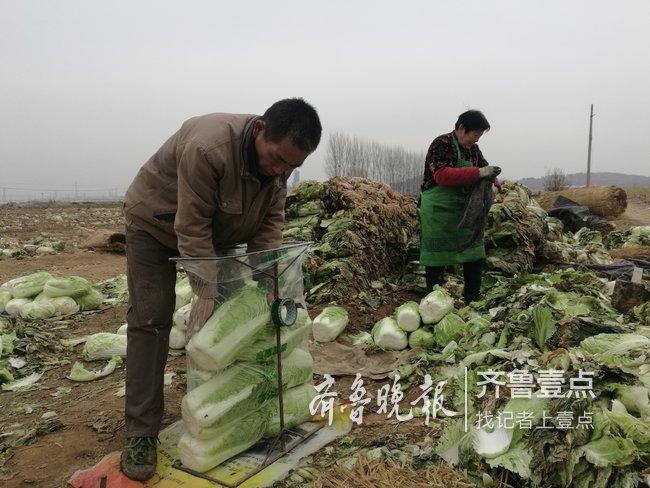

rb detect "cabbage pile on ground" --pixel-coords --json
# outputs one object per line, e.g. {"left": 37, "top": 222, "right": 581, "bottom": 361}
{"left": 352, "top": 267, "right": 648, "bottom": 487}
{"left": 0, "top": 272, "right": 101, "bottom": 320}
{"left": 605, "top": 226, "right": 650, "bottom": 249}
{"left": 179, "top": 284, "right": 316, "bottom": 472}
{"left": 1, "top": 272, "right": 193, "bottom": 322}
{"left": 0, "top": 235, "right": 65, "bottom": 259}
{"left": 283, "top": 178, "right": 418, "bottom": 303}
{"left": 486, "top": 181, "right": 612, "bottom": 273}
{"left": 0, "top": 273, "right": 196, "bottom": 393}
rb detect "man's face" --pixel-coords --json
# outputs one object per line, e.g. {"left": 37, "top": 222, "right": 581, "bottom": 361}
{"left": 456, "top": 125, "right": 485, "bottom": 148}
{"left": 253, "top": 120, "right": 311, "bottom": 177}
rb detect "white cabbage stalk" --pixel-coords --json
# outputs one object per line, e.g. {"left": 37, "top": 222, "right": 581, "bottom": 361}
{"left": 312, "top": 306, "right": 349, "bottom": 342}
{"left": 173, "top": 303, "right": 192, "bottom": 332}
{"left": 408, "top": 327, "right": 435, "bottom": 349}
{"left": 1, "top": 372, "right": 43, "bottom": 392}
{"left": 5, "top": 298, "right": 32, "bottom": 317}
{"left": 43, "top": 276, "right": 92, "bottom": 298}
{"left": 186, "top": 367, "right": 215, "bottom": 386}
{"left": 611, "top": 399, "right": 628, "bottom": 414}
{"left": 186, "top": 285, "right": 270, "bottom": 372}
{"left": 83, "top": 332, "right": 127, "bottom": 360}
{"left": 238, "top": 308, "right": 311, "bottom": 362}
{"left": 178, "top": 411, "right": 267, "bottom": 472}
{"left": 38, "top": 295, "right": 80, "bottom": 316}
{"left": 372, "top": 317, "right": 408, "bottom": 350}
{"left": 68, "top": 357, "right": 122, "bottom": 382}
{"left": 175, "top": 276, "right": 193, "bottom": 310}
{"left": 264, "top": 383, "right": 316, "bottom": 436}
{"left": 169, "top": 326, "right": 187, "bottom": 350}
{"left": 0, "top": 290, "right": 11, "bottom": 313}
{"left": 348, "top": 331, "right": 373, "bottom": 346}
{"left": 473, "top": 426, "right": 513, "bottom": 459}
{"left": 182, "top": 348, "right": 313, "bottom": 439}
{"left": 419, "top": 286, "right": 454, "bottom": 324}
{"left": 580, "top": 333, "right": 650, "bottom": 356}
{"left": 180, "top": 354, "right": 315, "bottom": 471}
{"left": 396, "top": 301, "right": 421, "bottom": 332}
{"left": 20, "top": 300, "right": 56, "bottom": 320}
{"left": 75, "top": 289, "right": 103, "bottom": 311}
{"left": 6, "top": 272, "right": 53, "bottom": 299}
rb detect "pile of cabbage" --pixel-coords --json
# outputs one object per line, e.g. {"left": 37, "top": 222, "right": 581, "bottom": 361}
{"left": 344, "top": 287, "right": 457, "bottom": 352}
{"left": 81, "top": 274, "right": 195, "bottom": 358}
{"left": 0, "top": 272, "right": 102, "bottom": 319}
{"left": 0, "top": 235, "right": 65, "bottom": 259}
{"left": 605, "top": 225, "right": 650, "bottom": 249}
{"left": 56, "top": 275, "right": 194, "bottom": 384}
{"left": 486, "top": 182, "right": 613, "bottom": 274}
{"left": 383, "top": 268, "right": 649, "bottom": 486}
{"left": 283, "top": 178, "right": 419, "bottom": 303}
{"left": 179, "top": 284, "right": 316, "bottom": 472}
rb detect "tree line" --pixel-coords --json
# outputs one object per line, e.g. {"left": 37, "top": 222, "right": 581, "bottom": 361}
{"left": 324, "top": 132, "right": 424, "bottom": 195}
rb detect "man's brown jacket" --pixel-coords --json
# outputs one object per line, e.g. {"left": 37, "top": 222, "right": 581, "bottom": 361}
{"left": 124, "top": 113, "right": 287, "bottom": 259}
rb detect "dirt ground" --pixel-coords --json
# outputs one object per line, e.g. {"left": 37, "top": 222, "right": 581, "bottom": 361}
{"left": 1, "top": 188, "right": 648, "bottom": 487}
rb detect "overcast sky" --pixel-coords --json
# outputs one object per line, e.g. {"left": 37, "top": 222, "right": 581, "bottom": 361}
{"left": 1, "top": 0, "right": 649, "bottom": 201}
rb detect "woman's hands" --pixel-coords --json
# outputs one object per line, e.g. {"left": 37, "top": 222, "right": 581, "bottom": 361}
{"left": 478, "top": 165, "right": 502, "bottom": 179}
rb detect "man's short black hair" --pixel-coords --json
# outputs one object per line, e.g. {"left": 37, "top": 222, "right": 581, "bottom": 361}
{"left": 455, "top": 110, "right": 490, "bottom": 132}
{"left": 262, "top": 98, "right": 322, "bottom": 152}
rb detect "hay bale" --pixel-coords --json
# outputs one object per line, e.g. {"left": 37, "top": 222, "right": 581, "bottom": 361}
{"left": 80, "top": 229, "right": 126, "bottom": 253}
{"left": 536, "top": 186, "right": 627, "bottom": 217}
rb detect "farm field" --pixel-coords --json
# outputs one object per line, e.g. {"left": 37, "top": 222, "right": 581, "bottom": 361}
{"left": 0, "top": 184, "right": 649, "bottom": 487}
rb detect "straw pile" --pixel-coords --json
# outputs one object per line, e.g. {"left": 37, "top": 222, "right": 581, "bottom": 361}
{"left": 314, "top": 457, "right": 474, "bottom": 488}
{"left": 536, "top": 185, "right": 627, "bottom": 217}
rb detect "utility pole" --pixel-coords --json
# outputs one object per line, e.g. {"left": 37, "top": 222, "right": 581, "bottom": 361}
{"left": 586, "top": 104, "right": 594, "bottom": 187}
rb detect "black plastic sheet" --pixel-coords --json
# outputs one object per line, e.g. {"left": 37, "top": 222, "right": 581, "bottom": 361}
{"left": 547, "top": 195, "right": 606, "bottom": 232}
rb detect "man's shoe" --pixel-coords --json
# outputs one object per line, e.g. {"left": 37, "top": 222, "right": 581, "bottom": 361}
{"left": 120, "top": 436, "right": 158, "bottom": 481}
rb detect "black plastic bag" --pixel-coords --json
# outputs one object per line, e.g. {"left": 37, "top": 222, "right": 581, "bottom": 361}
{"left": 547, "top": 195, "right": 605, "bottom": 232}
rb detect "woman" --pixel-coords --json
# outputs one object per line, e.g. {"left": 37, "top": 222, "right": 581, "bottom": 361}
{"left": 419, "top": 110, "right": 501, "bottom": 303}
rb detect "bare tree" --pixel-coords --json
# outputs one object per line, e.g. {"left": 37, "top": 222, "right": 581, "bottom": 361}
{"left": 325, "top": 132, "right": 424, "bottom": 194}
{"left": 543, "top": 168, "right": 571, "bottom": 192}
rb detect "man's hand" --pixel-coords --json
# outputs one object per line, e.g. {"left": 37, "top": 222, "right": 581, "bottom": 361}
{"left": 186, "top": 297, "right": 214, "bottom": 340}
{"left": 478, "top": 166, "right": 502, "bottom": 180}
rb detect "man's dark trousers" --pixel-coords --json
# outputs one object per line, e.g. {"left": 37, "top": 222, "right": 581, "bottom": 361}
{"left": 125, "top": 227, "right": 178, "bottom": 437}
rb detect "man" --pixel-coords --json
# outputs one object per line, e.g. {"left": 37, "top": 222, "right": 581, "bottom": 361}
{"left": 120, "top": 98, "right": 322, "bottom": 481}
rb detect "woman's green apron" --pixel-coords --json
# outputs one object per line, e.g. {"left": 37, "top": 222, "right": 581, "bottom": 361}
{"left": 419, "top": 135, "right": 486, "bottom": 266}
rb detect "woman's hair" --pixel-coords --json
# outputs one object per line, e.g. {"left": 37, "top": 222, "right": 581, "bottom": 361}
{"left": 455, "top": 110, "right": 490, "bottom": 132}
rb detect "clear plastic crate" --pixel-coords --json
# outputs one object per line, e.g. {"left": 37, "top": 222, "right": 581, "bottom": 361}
{"left": 172, "top": 242, "right": 312, "bottom": 391}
